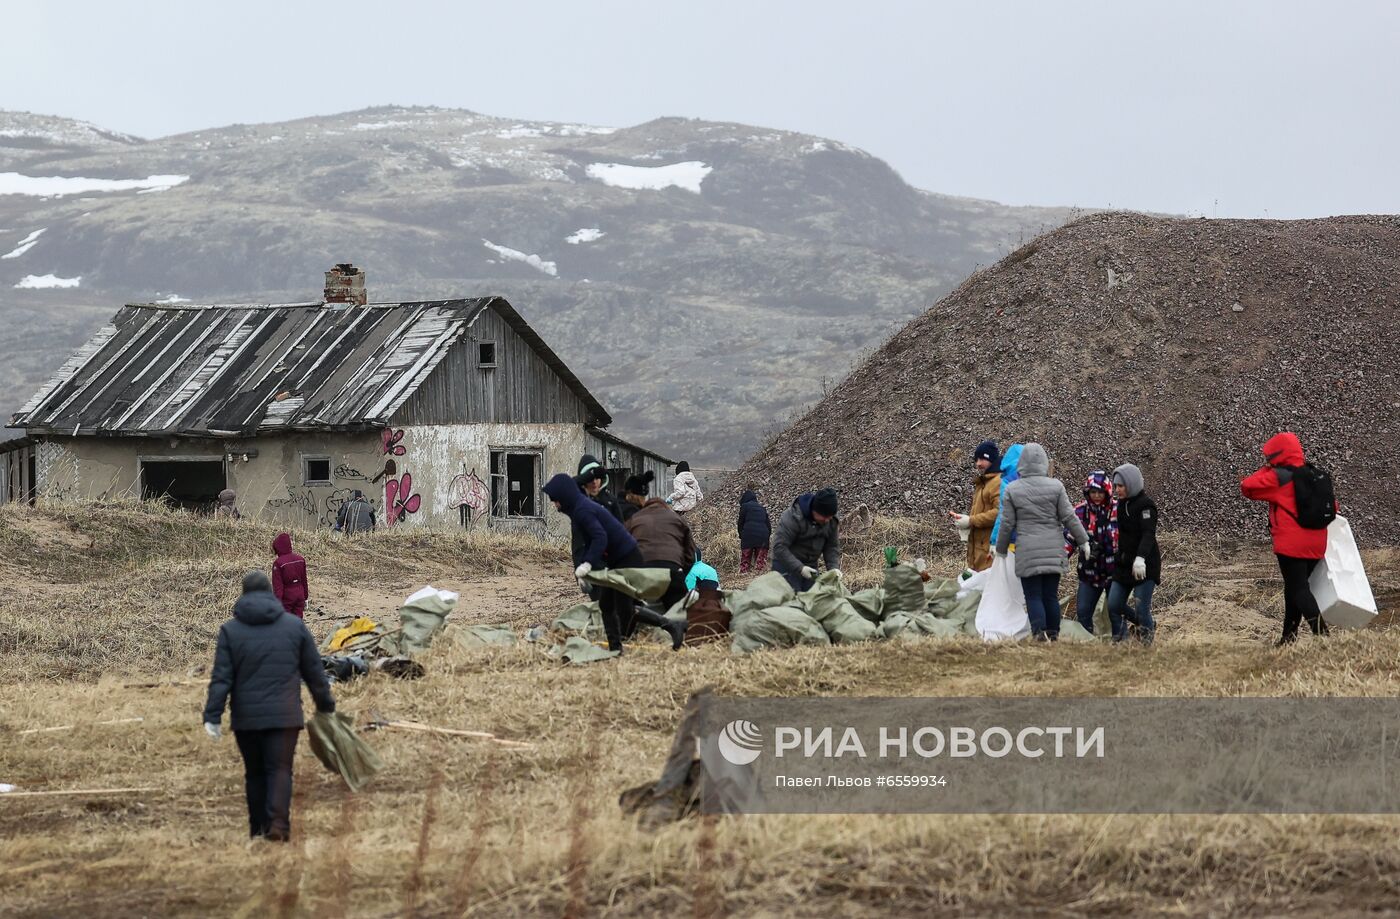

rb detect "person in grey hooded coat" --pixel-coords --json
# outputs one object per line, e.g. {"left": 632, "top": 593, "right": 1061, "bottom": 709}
{"left": 995, "top": 443, "right": 1090, "bottom": 640}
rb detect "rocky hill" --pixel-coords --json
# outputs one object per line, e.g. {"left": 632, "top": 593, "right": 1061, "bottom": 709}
{"left": 719, "top": 212, "right": 1400, "bottom": 543}
{"left": 0, "top": 107, "right": 1076, "bottom": 463}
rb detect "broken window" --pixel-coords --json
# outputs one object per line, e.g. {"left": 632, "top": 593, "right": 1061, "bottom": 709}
{"left": 303, "top": 456, "right": 332, "bottom": 485}
{"left": 489, "top": 449, "right": 541, "bottom": 518}
{"left": 478, "top": 341, "right": 497, "bottom": 368}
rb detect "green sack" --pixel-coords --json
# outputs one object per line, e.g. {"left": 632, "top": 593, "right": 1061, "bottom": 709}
{"left": 399, "top": 587, "right": 459, "bottom": 656}
{"left": 551, "top": 602, "right": 605, "bottom": 639}
{"left": 883, "top": 565, "right": 927, "bottom": 616}
{"left": 800, "top": 572, "right": 878, "bottom": 644}
{"left": 584, "top": 567, "right": 673, "bottom": 601}
{"left": 847, "top": 587, "right": 885, "bottom": 623}
{"left": 934, "top": 591, "right": 983, "bottom": 637}
{"left": 726, "top": 571, "right": 797, "bottom": 621}
{"left": 924, "top": 577, "right": 959, "bottom": 605}
{"left": 549, "top": 635, "right": 620, "bottom": 664}
{"left": 883, "top": 611, "right": 963, "bottom": 641}
{"left": 447, "top": 624, "right": 517, "bottom": 650}
{"left": 1058, "top": 618, "right": 1097, "bottom": 643}
{"left": 306, "top": 711, "right": 383, "bottom": 793}
{"left": 1093, "top": 593, "right": 1112, "bottom": 638}
{"left": 731, "top": 605, "right": 831, "bottom": 654}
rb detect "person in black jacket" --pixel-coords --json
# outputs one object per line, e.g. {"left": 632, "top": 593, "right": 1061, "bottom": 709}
{"left": 1109, "top": 464, "right": 1162, "bottom": 644}
{"left": 577, "top": 455, "right": 624, "bottom": 522}
{"left": 737, "top": 489, "right": 772, "bottom": 574}
{"left": 203, "top": 571, "right": 335, "bottom": 841}
{"left": 544, "top": 473, "right": 684, "bottom": 652}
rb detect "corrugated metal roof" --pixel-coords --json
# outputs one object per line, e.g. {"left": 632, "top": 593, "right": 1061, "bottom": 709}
{"left": 9, "top": 296, "right": 611, "bottom": 436}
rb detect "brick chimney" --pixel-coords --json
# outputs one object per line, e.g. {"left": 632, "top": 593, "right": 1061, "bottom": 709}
{"left": 323, "top": 263, "right": 367, "bottom": 306}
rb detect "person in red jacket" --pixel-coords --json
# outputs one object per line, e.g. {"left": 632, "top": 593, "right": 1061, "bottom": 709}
{"left": 1241, "top": 432, "right": 1332, "bottom": 645}
{"left": 271, "top": 532, "right": 309, "bottom": 619}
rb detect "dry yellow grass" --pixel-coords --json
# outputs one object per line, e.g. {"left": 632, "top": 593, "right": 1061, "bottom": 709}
{"left": 2, "top": 501, "right": 1400, "bottom": 917}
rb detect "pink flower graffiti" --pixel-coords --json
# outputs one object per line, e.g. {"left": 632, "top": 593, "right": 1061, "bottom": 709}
{"left": 384, "top": 472, "right": 422, "bottom": 526}
{"left": 381, "top": 428, "right": 406, "bottom": 456}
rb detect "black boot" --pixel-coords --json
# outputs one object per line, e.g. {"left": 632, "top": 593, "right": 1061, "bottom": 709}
{"left": 634, "top": 608, "right": 685, "bottom": 651}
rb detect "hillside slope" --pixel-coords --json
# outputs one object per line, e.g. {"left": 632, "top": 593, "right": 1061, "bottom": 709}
{"left": 0, "top": 107, "right": 1076, "bottom": 463}
{"left": 722, "top": 212, "right": 1400, "bottom": 543}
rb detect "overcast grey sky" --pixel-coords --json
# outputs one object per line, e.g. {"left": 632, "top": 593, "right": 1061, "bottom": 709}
{"left": 3, "top": 0, "right": 1397, "bottom": 218}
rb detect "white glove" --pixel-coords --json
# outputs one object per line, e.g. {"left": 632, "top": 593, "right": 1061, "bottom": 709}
{"left": 204, "top": 721, "right": 221, "bottom": 741}
{"left": 1132, "top": 556, "right": 1147, "bottom": 580}
{"left": 574, "top": 562, "right": 593, "bottom": 580}
{"left": 1079, "top": 543, "right": 1092, "bottom": 561}
{"left": 800, "top": 566, "right": 818, "bottom": 580}
{"left": 830, "top": 568, "right": 843, "bottom": 580}
{"left": 952, "top": 514, "right": 971, "bottom": 530}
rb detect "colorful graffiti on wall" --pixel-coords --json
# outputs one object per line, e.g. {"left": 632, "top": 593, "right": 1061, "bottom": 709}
{"left": 448, "top": 468, "right": 490, "bottom": 528}
{"left": 385, "top": 471, "right": 422, "bottom": 526}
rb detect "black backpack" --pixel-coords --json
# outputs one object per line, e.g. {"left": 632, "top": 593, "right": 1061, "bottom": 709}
{"left": 1288, "top": 463, "right": 1337, "bottom": 530}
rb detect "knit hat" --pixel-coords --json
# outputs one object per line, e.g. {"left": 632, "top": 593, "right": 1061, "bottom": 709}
{"left": 811, "top": 488, "right": 839, "bottom": 517}
{"left": 675, "top": 461, "right": 691, "bottom": 474}
{"left": 624, "top": 470, "right": 655, "bottom": 497}
{"left": 974, "top": 440, "right": 1000, "bottom": 467}
{"left": 576, "top": 454, "right": 607, "bottom": 488}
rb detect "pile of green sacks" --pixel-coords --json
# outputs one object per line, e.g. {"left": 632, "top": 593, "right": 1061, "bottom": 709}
{"left": 726, "top": 566, "right": 985, "bottom": 654}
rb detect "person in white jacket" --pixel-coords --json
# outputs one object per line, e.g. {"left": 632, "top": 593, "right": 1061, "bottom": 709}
{"left": 666, "top": 461, "right": 704, "bottom": 514}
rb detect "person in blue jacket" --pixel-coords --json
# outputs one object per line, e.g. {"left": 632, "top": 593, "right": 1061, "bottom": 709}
{"left": 543, "top": 473, "right": 683, "bottom": 652}
{"left": 986, "top": 443, "right": 1024, "bottom": 565}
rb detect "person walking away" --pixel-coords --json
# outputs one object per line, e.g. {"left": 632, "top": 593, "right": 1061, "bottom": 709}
{"left": 772, "top": 488, "right": 842, "bottom": 592}
{"left": 994, "top": 444, "right": 1090, "bottom": 641}
{"left": 1241, "top": 432, "right": 1336, "bottom": 645}
{"left": 271, "top": 532, "right": 309, "bottom": 619}
{"left": 577, "top": 455, "right": 625, "bottom": 522}
{"left": 544, "top": 474, "right": 684, "bottom": 652}
{"left": 666, "top": 462, "right": 704, "bottom": 514}
{"left": 1109, "top": 463, "right": 1162, "bottom": 644}
{"left": 624, "top": 472, "right": 697, "bottom": 613}
{"left": 952, "top": 441, "right": 1001, "bottom": 573}
{"left": 203, "top": 571, "right": 335, "bottom": 841}
{"left": 737, "top": 489, "right": 772, "bottom": 574}
{"left": 336, "top": 490, "right": 376, "bottom": 534}
{"left": 215, "top": 489, "right": 241, "bottom": 520}
{"left": 1066, "top": 472, "right": 1118, "bottom": 633}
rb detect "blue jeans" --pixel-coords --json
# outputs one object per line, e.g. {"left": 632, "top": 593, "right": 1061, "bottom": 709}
{"left": 1020, "top": 573, "right": 1061, "bottom": 640}
{"left": 1108, "top": 579, "right": 1157, "bottom": 644}
{"left": 1075, "top": 581, "right": 1108, "bottom": 633}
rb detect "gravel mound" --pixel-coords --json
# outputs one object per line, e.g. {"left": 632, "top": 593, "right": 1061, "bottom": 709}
{"left": 719, "top": 212, "right": 1400, "bottom": 544}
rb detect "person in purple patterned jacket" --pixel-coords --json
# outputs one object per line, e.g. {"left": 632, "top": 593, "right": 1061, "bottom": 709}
{"left": 1067, "top": 471, "right": 1119, "bottom": 635}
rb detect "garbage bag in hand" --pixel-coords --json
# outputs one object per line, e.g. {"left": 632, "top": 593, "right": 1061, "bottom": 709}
{"left": 307, "top": 711, "right": 383, "bottom": 793}
{"left": 1310, "top": 516, "right": 1378, "bottom": 629}
{"left": 585, "top": 567, "right": 675, "bottom": 602}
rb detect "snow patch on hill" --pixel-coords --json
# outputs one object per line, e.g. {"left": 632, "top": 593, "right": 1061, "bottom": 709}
{"left": 14, "top": 273, "right": 80, "bottom": 289}
{"left": 1, "top": 228, "right": 45, "bottom": 259}
{"left": 0, "top": 173, "right": 189, "bottom": 197}
{"left": 585, "top": 161, "right": 711, "bottom": 193}
{"left": 481, "top": 239, "right": 557, "bottom": 277}
{"left": 565, "top": 228, "right": 605, "bottom": 244}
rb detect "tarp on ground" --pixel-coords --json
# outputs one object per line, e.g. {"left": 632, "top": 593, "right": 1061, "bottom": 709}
{"left": 447, "top": 624, "right": 517, "bottom": 650}
{"left": 548, "top": 635, "right": 620, "bottom": 664}
{"left": 399, "top": 586, "right": 459, "bottom": 656}
{"left": 584, "top": 567, "right": 673, "bottom": 602}
{"left": 731, "top": 604, "right": 831, "bottom": 654}
{"left": 306, "top": 711, "right": 383, "bottom": 793}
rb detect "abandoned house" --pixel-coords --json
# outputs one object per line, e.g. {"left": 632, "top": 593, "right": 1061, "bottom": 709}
{"left": 2, "top": 265, "right": 673, "bottom": 535}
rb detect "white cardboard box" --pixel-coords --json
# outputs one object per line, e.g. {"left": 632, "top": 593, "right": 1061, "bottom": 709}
{"left": 1309, "top": 516, "right": 1378, "bottom": 629}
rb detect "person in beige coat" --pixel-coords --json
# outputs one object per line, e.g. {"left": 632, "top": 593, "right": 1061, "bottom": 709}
{"left": 951, "top": 440, "right": 1001, "bottom": 572}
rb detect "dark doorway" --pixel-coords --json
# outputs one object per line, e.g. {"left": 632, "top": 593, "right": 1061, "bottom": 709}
{"left": 141, "top": 460, "right": 227, "bottom": 512}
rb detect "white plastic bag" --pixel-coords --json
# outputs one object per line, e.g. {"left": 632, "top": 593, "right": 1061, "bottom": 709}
{"left": 975, "top": 554, "right": 1031, "bottom": 641}
{"left": 956, "top": 567, "right": 990, "bottom": 599}
{"left": 1310, "top": 516, "right": 1377, "bottom": 629}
